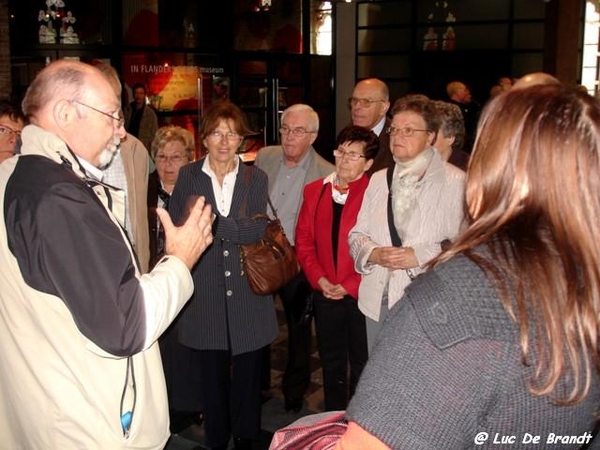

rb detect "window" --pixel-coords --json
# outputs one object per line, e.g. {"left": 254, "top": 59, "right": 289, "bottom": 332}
{"left": 581, "top": 1, "right": 599, "bottom": 95}
{"left": 312, "top": 1, "right": 332, "bottom": 55}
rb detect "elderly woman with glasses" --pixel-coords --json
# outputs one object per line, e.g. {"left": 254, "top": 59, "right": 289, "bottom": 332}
{"left": 148, "top": 125, "right": 195, "bottom": 268}
{"left": 335, "top": 82, "right": 600, "bottom": 450}
{"left": 169, "top": 100, "right": 277, "bottom": 450}
{"left": 295, "top": 125, "right": 378, "bottom": 411}
{"left": 146, "top": 125, "right": 203, "bottom": 434}
{"left": 348, "top": 95, "right": 466, "bottom": 352}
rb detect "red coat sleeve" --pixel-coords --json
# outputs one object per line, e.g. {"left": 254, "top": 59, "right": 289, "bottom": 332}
{"left": 295, "top": 180, "right": 329, "bottom": 292}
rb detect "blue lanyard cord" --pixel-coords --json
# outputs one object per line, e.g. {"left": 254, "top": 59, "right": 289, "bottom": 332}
{"left": 120, "top": 356, "right": 137, "bottom": 437}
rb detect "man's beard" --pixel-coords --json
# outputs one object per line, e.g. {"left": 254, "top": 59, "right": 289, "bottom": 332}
{"left": 98, "top": 138, "right": 121, "bottom": 169}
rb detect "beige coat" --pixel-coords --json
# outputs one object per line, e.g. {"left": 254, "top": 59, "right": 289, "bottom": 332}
{"left": 120, "top": 133, "right": 151, "bottom": 273}
{"left": 349, "top": 150, "right": 465, "bottom": 321}
{"left": 0, "top": 125, "right": 193, "bottom": 449}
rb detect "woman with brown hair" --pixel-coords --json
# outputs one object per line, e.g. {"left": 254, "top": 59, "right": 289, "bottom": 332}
{"left": 169, "top": 100, "right": 277, "bottom": 450}
{"left": 335, "top": 84, "right": 600, "bottom": 448}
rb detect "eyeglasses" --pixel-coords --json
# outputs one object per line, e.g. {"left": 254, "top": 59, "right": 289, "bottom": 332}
{"left": 386, "top": 126, "right": 430, "bottom": 137}
{"left": 347, "top": 97, "right": 385, "bottom": 108}
{"left": 72, "top": 100, "right": 125, "bottom": 128}
{"left": 155, "top": 153, "right": 187, "bottom": 164}
{"left": 208, "top": 131, "right": 242, "bottom": 141}
{"left": 0, "top": 125, "right": 21, "bottom": 138}
{"left": 333, "top": 148, "right": 366, "bottom": 161}
{"left": 279, "top": 127, "right": 316, "bottom": 137}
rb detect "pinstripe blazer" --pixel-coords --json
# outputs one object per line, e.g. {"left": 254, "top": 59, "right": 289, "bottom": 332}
{"left": 168, "top": 158, "right": 278, "bottom": 355}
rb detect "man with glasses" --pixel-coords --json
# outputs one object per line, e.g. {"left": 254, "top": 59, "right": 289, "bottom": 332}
{"left": 255, "top": 103, "right": 334, "bottom": 413}
{"left": 0, "top": 99, "right": 25, "bottom": 164}
{"left": 0, "top": 60, "right": 214, "bottom": 449}
{"left": 348, "top": 78, "right": 391, "bottom": 175}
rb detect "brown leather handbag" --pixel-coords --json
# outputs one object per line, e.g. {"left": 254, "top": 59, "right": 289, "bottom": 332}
{"left": 240, "top": 199, "right": 300, "bottom": 295}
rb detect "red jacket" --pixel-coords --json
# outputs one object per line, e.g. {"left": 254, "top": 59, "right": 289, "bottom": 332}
{"left": 295, "top": 174, "right": 370, "bottom": 299}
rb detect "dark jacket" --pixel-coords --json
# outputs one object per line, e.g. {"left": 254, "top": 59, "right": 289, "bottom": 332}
{"left": 147, "top": 170, "right": 161, "bottom": 269}
{"left": 366, "top": 118, "right": 392, "bottom": 176}
{"left": 169, "top": 159, "right": 278, "bottom": 355}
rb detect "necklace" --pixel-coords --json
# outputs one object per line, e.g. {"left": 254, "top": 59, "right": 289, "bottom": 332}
{"left": 333, "top": 176, "right": 349, "bottom": 194}
{"left": 210, "top": 161, "right": 236, "bottom": 178}
{"left": 333, "top": 183, "right": 349, "bottom": 194}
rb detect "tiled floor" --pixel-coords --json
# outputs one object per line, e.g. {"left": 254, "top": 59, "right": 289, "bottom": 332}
{"left": 164, "top": 296, "right": 325, "bottom": 450}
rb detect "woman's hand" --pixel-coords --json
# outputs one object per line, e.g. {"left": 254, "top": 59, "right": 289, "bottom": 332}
{"left": 318, "top": 277, "right": 347, "bottom": 300}
{"left": 368, "top": 246, "right": 419, "bottom": 270}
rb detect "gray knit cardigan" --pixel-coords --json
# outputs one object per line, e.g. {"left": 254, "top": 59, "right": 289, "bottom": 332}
{"left": 346, "top": 254, "right": 600, "bottom": 449}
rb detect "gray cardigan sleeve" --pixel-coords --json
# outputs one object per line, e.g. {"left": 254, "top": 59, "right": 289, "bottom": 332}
{"left": 346, "top": 292, "right": 507, "bottom": 449}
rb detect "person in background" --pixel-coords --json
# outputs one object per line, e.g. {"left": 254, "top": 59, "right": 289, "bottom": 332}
{"left": 446, "top": 80, "right": 480, "bottom": 153}
{"left": 349, "top": 95, "right": 465, "bottom": 352}
{"left": 512, "top": 71, "right": 560, "bottom": 90}
{"left": 489, "top": 76, "right": 513, "bottom": 99}
{"left": 124, "top": 82, "right": 159, "bottom": 152}
{"left": 254, "top": 103, "right": 334, "bottom": 414}
{"left": 337, "top": 83, "right": 600, "bottom": 450}
{"left": 148, "top": 125, "right": 195, "bottom": 268}
{"left": 348, "top": 78, "right": 391, "bottom": 175}
{"left": 169, "top": 100, "right": 278, "bottom": 450}
{"left": 97, "top": 63, "right": 152, "bottom": 273}
{"left": 0, "top": 99, "right": 25, "bottom": 163}
{"left": 0, "top": 59, "right": 213, "bottom": 449}
{"left": 497, "top": 76, "right": 513, "bottom": 91}
{"left": 147, "top": 125, "right": 203, "bottom": 434}
{"left": 295, "top": 125, "right": 378, "bottom": 411}
{"left": 432, "top": 100, "right": 469, "bottom": 171}
{"left": 489, "top": 84, "right": 503, "bottom": 99}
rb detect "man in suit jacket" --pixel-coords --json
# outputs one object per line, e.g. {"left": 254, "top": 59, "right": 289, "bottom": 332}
{"left": 348, "top": 78, "right": 391, "bottom": 175}
{"left": 254, "top": 103, "right": 334, "bottom": 413}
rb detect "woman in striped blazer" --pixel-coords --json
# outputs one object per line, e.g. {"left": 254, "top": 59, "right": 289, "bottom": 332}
{"left": 169, "top": 101, "right": 278, "bottom": 450}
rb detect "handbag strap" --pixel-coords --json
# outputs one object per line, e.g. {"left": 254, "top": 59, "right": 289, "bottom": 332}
{"left": 267, "top": 196, "right": 278, "bottom": 220}
{"left": 241, "top": 164, "right": 277, "bottom": 221}
{"left": 387, "top": 167, "right": 403, "bottom": 247}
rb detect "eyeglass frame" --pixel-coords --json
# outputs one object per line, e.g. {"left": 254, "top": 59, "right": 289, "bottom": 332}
{"left": 154, "top": 153, "right": 188, "bottom": 164}
{"left": 347, "top": 97, "right": 386, "bottom": 109}
{"left": 71, "top": 100, "right": 125, "bottom": 128}
{"left": 333, "top": 148, "right": 367, "bottom": 162}
{"left": 207, "top": 130, "right": 243, "bottom": 141}
{"left": 0, "top": 124, "right": 22, "bottom": 138}
{"left": 279, "top": 126, "right": 317, "bottom": 137}
{"left": 385, "top": 126, "right": 431, "bottom": 137}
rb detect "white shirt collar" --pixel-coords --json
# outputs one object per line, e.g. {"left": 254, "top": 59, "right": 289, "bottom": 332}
{"left": 372, "top": 116, "right": 387, "bottom": 137}
{"left": 202, "top": 154, "right": 242, "bottom": 179}
{"left": 77, "top": 156, "right": 104, "bottom": 181}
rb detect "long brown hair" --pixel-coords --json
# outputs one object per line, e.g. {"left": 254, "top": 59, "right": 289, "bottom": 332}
{"left": 436, "top": 84, "right": 600, "bottom": 404}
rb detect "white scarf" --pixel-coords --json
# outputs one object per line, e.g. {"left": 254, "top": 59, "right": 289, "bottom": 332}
{"left": 391, "top": 147, "right": 435, "bottom": 239}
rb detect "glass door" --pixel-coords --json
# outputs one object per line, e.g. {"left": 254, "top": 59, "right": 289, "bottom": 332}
{"left": 232, "top": 53, "right": 305, "bottom": 161}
